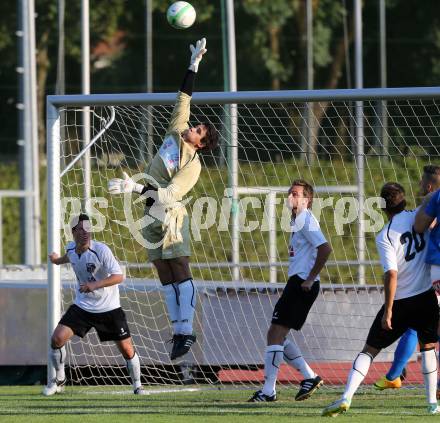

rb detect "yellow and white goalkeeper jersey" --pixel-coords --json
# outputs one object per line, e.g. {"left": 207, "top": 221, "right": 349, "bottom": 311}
{"left": 146, "top": 91, "right": 201, "bottom": 207}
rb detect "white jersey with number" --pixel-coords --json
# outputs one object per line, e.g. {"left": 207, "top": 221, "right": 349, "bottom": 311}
{"left": 375, "top": 209, "right": 431, "bottom": 300}
{"left": 65, "top": 240, "right": 123, "bottom": 313}
{"left": 287, "top": 209, "right": 328, "bottom": 280}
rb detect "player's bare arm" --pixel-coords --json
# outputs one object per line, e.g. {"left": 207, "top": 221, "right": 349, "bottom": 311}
{"left": 79, "top": 273, "right": 124, "bottom": 293}
{"left": 414, "top": 192, "right": 435, "bottom": 233}
{"left": 49, "top": 252, "right": 69, "bottom": 265}
{"left": 301, "top": 242, "right": 332, "bottom": 291}
{"left": 381, "top": 269, "right": 397, "bottom": 331}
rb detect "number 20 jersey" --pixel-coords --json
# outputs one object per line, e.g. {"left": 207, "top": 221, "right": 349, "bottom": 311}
{"left": 375, "top": 209, "right": 431, "bottom": 300}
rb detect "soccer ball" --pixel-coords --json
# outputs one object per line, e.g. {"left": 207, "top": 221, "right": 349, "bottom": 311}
{"left": 166, "top": 1, "right": 196, "bottom": 30}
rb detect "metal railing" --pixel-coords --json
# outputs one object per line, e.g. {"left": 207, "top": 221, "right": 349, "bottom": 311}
{"left": 232, "top": 185, "right": 361, "bottom": 283}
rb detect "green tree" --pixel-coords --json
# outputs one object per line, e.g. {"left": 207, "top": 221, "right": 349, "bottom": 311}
{"left": 34, "top": 0, "right": 127, "bottom": 159}
{"left": 242, "top": 0, "right": 296, "bottom": 90}
{"left": 241, "top": 0, "right": 355, "bottom": 157}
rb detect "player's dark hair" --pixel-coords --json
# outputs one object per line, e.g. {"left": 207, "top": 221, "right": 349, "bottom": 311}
{"left": 71, "top": 213, "right": 90, "bottom": 230}
{"left": 380, "top": 182, "right": 406, "bottom": 214}
{"left": 423, "top": 165, "right": 440, "bottom": 186}
{"left": 199, "top": 122, "right": 219, "bottom": 152}
{"left": 291, "top": 179, "right": 314, "bottom": 208}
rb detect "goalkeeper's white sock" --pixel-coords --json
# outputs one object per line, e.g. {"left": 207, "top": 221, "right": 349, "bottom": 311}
{"left": 126, "top": 352, "right": 142, "bottom": 390}
{"left": 178, "top": 279, "right": 196, "bottom": 335}
{"left": 421, "top": 348, "right": 438, "bottom": 405}
{"left": 163, "top": 283, "right": 181, "bottom": 334}
{"left": 283, "top": 339, "right": 316, "bottom": 379}
{"left": 262, "top": 345, "right": 284, "bottom": 396}
{"left": 343, "top": 352, "right": 373, "bottom": 400}
{"left": 50, "top": 346, "right": 66, "bottom": 381}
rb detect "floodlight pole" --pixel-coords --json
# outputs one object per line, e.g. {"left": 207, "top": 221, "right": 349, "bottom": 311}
{"left": 81, "top": 0, "right": 91, "bottom": 210}
{"left": 56, "top": 0, "right": 67, "bottom": 175}
{"left": 306, "top": 0, "right": 314, "bottom": 163}
{"left": 220, "top": 0, "right": 228, "bottom": 167}
{"left": 225, "top": 0, "right": 240, "bottom": 282}
{"left": 379, "top": 0, "right": 389, "bottom": 158}
{"left": 17, "top": 0, "right": 30, "bottom": 265}
{"left": 18, "top": 0, "right": 40, "bottom": 265}
{"left": 354, "top": 0, "right": 365, "bottom": 285}
{"left": 56, "top": 0, "right": 65, "bottom": 96}
{"left": 144, "top": 0, "right": 154, "bottom": 164}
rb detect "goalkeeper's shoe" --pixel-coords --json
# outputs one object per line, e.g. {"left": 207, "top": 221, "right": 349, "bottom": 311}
{"left": 373, "top": 375, "right": 402, "bottom": 390}
{"left": 428, "top": 403, "right": 440, "bottom": 414}
{"left": 171, "top": 334, "right": 196, "bottom": 360}
{"left": 248, "top": 389, "right": 277, "bottom": 402}
{"left": 42, "top": 378, "right": 66, "bottom": 396}
{"left": 169, "top": 334, "right": 184, "bottom": 361}
{"left": 295, "top": 375, "right": 323, "bottom": 401}
{"left": 322, "top": 397, "right": 351, "bottom": 417}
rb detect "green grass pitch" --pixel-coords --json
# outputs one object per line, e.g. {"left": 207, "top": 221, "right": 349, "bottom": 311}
{"left": 0, "top": 385, "right": 432, "bottom": 422}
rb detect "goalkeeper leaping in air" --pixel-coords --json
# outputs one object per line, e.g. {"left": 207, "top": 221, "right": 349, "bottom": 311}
{"left": 108, "top": 38, "right": 218, "bottom": 361}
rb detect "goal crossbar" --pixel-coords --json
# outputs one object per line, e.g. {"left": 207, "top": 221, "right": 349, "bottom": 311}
{"left": 47, "top": 86, "right": 440, "bottom": 106}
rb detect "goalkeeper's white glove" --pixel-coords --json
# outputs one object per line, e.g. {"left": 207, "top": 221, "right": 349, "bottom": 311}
{"left": 189, "top": 38, "right": 207, "bottom": 73}
{"left": 108, "top": 172, "right": 144, "bottom": 195}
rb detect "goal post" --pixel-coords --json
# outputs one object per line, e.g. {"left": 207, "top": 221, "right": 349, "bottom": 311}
{"left": 46, "top": 86, "right": 440, "bottom": 388}
{"left": 46, "top": 101, "right": 61, "bottom": 384}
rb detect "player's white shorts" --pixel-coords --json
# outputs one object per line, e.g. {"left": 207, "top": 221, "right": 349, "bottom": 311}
{"left": 143, "top": 205, "right": 191, "bottom": 261}
{"left": 431, "top": 265, "right": 440, "bottom": 305}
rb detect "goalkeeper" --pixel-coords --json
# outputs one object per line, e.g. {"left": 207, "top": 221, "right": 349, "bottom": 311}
{"left": 108, "top": 38, "right": 218, "bottom": 361}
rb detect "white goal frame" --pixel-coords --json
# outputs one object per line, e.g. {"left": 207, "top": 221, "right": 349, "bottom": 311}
{"left": 46, "top": 86, "right": 440, "bottom": 383}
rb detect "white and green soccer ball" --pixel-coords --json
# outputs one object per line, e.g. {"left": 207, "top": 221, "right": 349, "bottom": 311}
{"left": 166, "top": 1, "right": 196, "bottom": 30}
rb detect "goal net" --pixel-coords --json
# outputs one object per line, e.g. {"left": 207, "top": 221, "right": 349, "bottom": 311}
{"left": 47, "top": 88, "right": 440, "bottom": 390}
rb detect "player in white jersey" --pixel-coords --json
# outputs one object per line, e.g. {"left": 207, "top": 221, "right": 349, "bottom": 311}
{"left": 322, "top": 182, "right": 440, "bottom": 417}
{"left": 43, "top": 214, "right": 145, "bottom": 396}
{"left": 249, "top": 180, "right": 332, "bottom": 402}
{"left": 374, "top": 165, "right": 440, "bottom": 391}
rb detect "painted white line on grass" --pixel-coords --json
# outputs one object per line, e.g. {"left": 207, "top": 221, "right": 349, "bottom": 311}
{"left": 79, "top": 387, "right": 203, "bottom": 395}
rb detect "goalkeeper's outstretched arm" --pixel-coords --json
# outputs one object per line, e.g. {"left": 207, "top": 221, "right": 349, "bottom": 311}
{"left": 108, "top": 168, "right": 200, "bottom": 207}
{"left": 180, "top": 37, "right": 207, "bottom": 95}
{"left": 107, "top": 38, "right": 209, "bottom": 193}
{"left": 108, "top": 38, "right": 212, "bottom": 204}
{"left": 167, "top": 38, "right": 207, "bottom": 135}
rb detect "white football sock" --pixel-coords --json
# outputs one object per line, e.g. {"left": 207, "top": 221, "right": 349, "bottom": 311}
{"left": 343, "top": 352, "right": 373, "bottom": 400}
{"left": 283, "top": 339, "right": 316, "bottom": 379}
{"left": 262, "top": 345, "right": 284, "bottom": 396}
{"left": 178, "top": 279, "right": 196, "bottom": 335}
{"left": 50, "top": 346, "right": 66, "bottom": 381}
{"left": 163, "top": 283, "right": 181, "bottom": 334}
{"left": 126, "top": 352, "right": 142, "bottom": 390}
{"left": 421, "top": 348, "right": 438, "bottom": 405}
